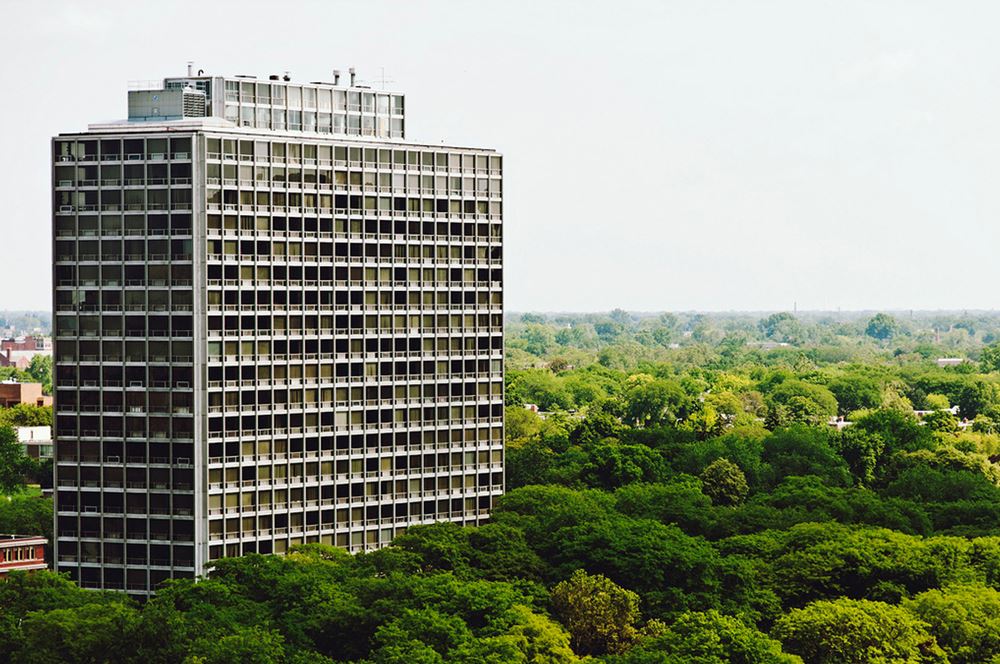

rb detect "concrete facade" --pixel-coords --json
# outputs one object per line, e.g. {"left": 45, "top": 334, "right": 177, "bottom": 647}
{"left": 52, "top": 70, "right": 503, "bottom": 594}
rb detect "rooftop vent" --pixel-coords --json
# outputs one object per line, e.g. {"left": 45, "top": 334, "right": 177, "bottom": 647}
{"left": 182, "top": 89, "right": 206, "bottom": 118}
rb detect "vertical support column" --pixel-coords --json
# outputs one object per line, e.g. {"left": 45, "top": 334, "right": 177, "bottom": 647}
{"left": 191, "top": 132, "right": 209, "bottom": 578}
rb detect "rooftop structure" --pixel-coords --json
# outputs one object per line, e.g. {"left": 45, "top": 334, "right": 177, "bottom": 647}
{"left": 122, "top": 65, "right": 404, "bottom": 139}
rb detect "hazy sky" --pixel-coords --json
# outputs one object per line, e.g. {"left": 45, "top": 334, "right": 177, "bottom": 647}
{"left": 2, "top": 1, "right": 998, "bottom": 312}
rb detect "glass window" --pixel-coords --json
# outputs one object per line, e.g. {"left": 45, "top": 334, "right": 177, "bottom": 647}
{"left": 272, "top": 85, "right": 285, "bottom": 104}
{"left": 318, "top": 112, "right": 331, "bottom": 133}
{"left": 288, "top": 86, "right": 302, "bottom": 107}
{"left": 317, "top": 89, "right": 331, "bottom": 111}
{"left": 303, "top": 87, "right": 316, "bottom": 108}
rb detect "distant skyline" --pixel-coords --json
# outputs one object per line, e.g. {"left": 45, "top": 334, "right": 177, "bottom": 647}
{"left": 3, "top": 0, "right": 999, "bottom": 311}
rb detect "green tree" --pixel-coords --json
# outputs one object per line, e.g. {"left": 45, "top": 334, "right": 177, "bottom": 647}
{"left": 923, "top": 409, "right": 959, "bottom": 433}
{"left": 0, "top": 404, "right": 53, "bottom": 427}
{"left": 623, "top": 378, "right": 689, "bottom": 427}
{"left": 904, "top": 585, "right": 1000, "bottom": 664}
{"left": 505, "top": 407, "right": 543, "bottom": 442}
{"left": 0, "top": 424, "right": 34, "bottom": 494}
{"left": 833, "top": 428, "right": 885, "bottom": 485}
{"left": 699, "top": 458, "right": 749, "bottom": 506}
{"left": 581, "top": 441, "right": 669, "bottom": 489}
{"left": 981, "top": 342, "right": 1000, "bottom": 373}
{"left": 521, "top": 324, "right": 556, "bottom": 357}
{"left": 448, "top": 605, "right": 579, "bottom": 663}
{"left": 924, "top": 393, "right": 951, "bottom": 410}
{"left": 371, "top": 608, "right": 471, "bottom": 659}
{"left": 26, "top": 354, "right": 52, "bottom": 393}
{"left": 614, "top": 479, "right": 715, "bottom": 534}
{"left": 18, "top": 602, "right": 142, "bottom": 664}
{"left": 765, "top": 380, "right": 838, "bottom": 426}
{"left": 773, "top": 598, "right": 946, "bottom": 664}
{"left": 0, "top": 494, "right": 53, "bottom": 542}
{"left": 759, "top": 312, "right": 802, "bottom": 344}
{"left": 762, "top": 426, "right": 852, "bottom": 487}
{"left": 185, "top": 626, "right": 288, "bottom": 664}
{"left": 865, "top": 313, "right": 899, "bottom": 341}
{"left": 507, "top": 370, "right": 574, "bottom": 411}
{"left": 852, "top": 408, "right": 933, "bottom": 453}
{"left": 826, "top": 375, "right": 882, "bottom": 416}
{"left": 551, "top": 569, "right": 641, "bottom": 656}
{"left": 618, "top": 610, "right": 799, "bottom": 663}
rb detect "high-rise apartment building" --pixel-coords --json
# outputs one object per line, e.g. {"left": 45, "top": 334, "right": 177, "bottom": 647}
{"left": 52, "top": 68, "right": 503, "bottom": 594}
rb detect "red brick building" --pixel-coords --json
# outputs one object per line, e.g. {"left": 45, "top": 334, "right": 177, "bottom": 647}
{"left": 0, "top": 381, "right": 52, "bottom": 407}
{"left": 0, "top": 337, "right": 52, "bottom": 370}
{"left": 0, "top": 535, "right": 47, "bottom": 574}
{"left": 0, "top": 337, "right": 41, "bottom": 352}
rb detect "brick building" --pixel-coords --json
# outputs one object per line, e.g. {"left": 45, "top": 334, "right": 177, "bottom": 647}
{"left": 0, "top": 535, "right": 47, "bottom": 575}
{"left": 0, "top": 381, "right": 52, "bottom": 407}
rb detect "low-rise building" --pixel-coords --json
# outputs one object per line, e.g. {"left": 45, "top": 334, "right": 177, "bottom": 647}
{"left": 17, "top": 426, "right": 52, "bottom": 460}
{"left": 0, "top": 535, "right": 47, "bottom": 575}
{"left": 0, "top": 381, "right": 52, "bottom": 407}
{"left": 0, "top": 337, "right": 52, "bottom": 370}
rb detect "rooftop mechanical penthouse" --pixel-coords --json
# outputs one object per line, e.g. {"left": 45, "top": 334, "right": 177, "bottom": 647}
{"left": 52, "top": 66, "right": 504, "bottom": 594}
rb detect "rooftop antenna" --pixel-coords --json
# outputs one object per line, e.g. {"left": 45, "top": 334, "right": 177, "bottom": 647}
{"left": 358, "top": 67, "right": 397, "bottom": 90}
{"left": 375, "top": 67, "right": 395, "bottom": 90}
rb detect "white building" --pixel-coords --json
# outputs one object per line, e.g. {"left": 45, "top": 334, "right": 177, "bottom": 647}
{"left": 17, "top": 426, "right": 52, "bottom": 460}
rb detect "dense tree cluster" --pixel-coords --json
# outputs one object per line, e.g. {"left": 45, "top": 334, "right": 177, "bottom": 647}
{"left": 9, "top": 312, "right": 1000, "bottom": 661}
